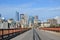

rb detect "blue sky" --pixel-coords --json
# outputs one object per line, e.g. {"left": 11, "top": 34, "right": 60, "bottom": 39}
{"left": 0, "top": 0, "right": 60, "bottom": 21}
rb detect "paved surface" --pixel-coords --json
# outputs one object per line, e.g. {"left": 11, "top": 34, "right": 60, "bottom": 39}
{"left": 11, "top": 29, "right": 33, "bottom": 40}
{"left": 33, "top": 28, "right": 41, "bottom": 40}
{"left": 36, "top": 29, "right": 60, "bottom": 40}
{"left": 11, "top": 28, "right": 60, "bottom": 40}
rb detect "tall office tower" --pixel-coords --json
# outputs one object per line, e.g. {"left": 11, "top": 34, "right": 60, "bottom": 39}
{"left": 24, "top": 14, "right": 28, "bottom": 26}
{"left": 20, "top": 14, "right": 25, "bottom": 28}
{"left": 20, "top": 14, "right": 24, "bottom": 19}
{"left": 0, "top": 14, "right": 1, "bottom": 17}
{"left": 28, "top": 16, "right": 34, "bottom": 28}
{"left": 16, "top": 11, "right": 19, "bottom": 21}
{"left": 29, "top": 16, "right": 34, "bottom": 23}
{"left": 34, "top": 16, "right": 38, "bottom": 28}
{"left": 20, "top": 14, "right": 28, "bottom": 28}
{"left": 20, "top": 14, "right": 24, "bottom": 25}
{"left": 34, "top": 16, "right": 38, "bottom": 24}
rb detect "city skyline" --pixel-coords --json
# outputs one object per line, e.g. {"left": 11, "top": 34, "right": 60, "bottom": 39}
{"left": 0, "top": 0, "right": 60, "bottom": 40}
{"left": 0, "top": 0, "right": 60, "bottom": 21}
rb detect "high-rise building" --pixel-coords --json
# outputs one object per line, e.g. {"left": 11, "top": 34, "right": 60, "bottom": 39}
{"left": 20, "top": 14, "right": 28, "bottom": 28}
{"left": 16, "top": 11, "right": 19, "bottom": 21}
{"left": 20, "top": 14, "right": 24, "bottom": 26}
{"left": 29, "top": 16, "right": 34, "bottom": 23}
{"left": 20, "top": 14, "right": 24, "bottom": 19}
{"left": 28, "top": 16, "right": 34, "bottom": 28}
{"left": 34, "top": 16, "right": 38, "bottom": 24}
{"left": 34, "top": 16, "right": 38, "bottom": 28}
{"left": 0, "top": 13, "right": 1, "bottom": 17}
{"left": 0, "top": 14, "right": 1, "bottom": 19}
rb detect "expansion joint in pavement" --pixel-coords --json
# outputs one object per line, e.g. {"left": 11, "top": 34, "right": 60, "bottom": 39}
{"left": 33, "top": 29, "right": 41, "bottom": 40}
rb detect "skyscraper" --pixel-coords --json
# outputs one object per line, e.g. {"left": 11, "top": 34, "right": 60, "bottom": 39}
{"left": 34, "top": 16, "right": 38, "bottom": 24}
{"left": 28, "top": 16, "right": 34, "bottom": 28}
{"left": 20, "top": 14, "right": 24, "bottom": 19}
{"left": 29, "top": 16, "right": 34, "bottom": 24}
{"left": 0, "top": 13, "right": 2, "bottom": 19}
{"left": 20, "top": 14, "right": 28, "bottom": 28}
{"left": 34, "top": 16, "right": 39, "bottom": 28}
{"left": 16, "top": 11, "right": 19, "bottom": 21}
{"left": 20, "top": 14, "right": 25, "bottom": 26}
{"left": 0, "top": 13, "right": 1, "bottom": 17}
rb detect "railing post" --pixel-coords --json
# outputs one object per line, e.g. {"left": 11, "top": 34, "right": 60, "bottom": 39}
{"left": 2, "top": 29, "right": 3, "bottom": 39}
{"left": 8, "top": 29, "right": 9, "bottom": 39}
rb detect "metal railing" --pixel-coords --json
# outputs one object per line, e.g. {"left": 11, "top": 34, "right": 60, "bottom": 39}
{"left": 0, "top": 28, "right": 31, "bottom": 40}
{"left": 39, "top": 28, "right": 60, "bottom": 32}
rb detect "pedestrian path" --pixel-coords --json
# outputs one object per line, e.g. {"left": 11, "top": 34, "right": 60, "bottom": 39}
{"left": 11, "top": 30, "right": 33, "bottom": 40}
{"left": 40, "top": 30, "right": 60, "bottom": 36}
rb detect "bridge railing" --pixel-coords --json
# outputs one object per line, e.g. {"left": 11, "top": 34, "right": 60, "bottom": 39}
{"left": 39, "top": 28, "right": 60, "bottom": 32}
{"left": 0, "top": 28, "right": 31, "bottom": 40}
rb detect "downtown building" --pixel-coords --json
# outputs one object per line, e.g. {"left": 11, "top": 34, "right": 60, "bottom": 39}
{"left": 0, "top": 18, "right": 8, "bottom": 29}
{"left": 28, "top": 16, "right": 39, "bottom": 28}
{"left": 20, "top": 14, "right": 28, "bottom": 28}
{"left": 47, "top": 18, "right": 57, "bottom": 27}
{"left": 0, "top": 14, "right": 8, "bottom": 29}
{"left": 34, "top": 16, "right": 39, "bottom": 28}
{"left": 16, "top": 11, "right": 19, "bottom": 21}
{"left": 54, "top": 16, "right": 60, "bottom": 24}
{"left": 40, "top": 22, "right": 51, "bottom": 28}
{"left": 28, "top": 16, "right": 34, "bottom": 28}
